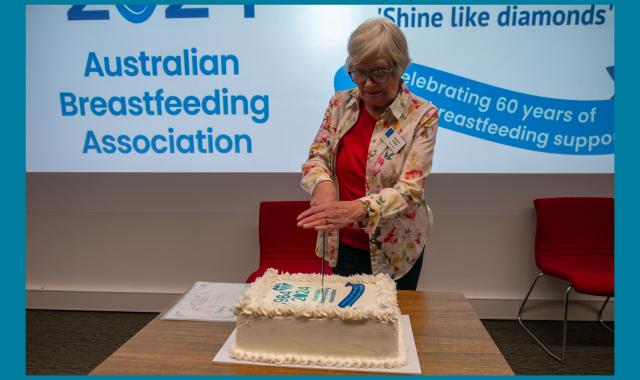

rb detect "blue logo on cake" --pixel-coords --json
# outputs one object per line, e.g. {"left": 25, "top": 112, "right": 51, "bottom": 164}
{"left": 338, "top": 283, "right": 365, "bottom": 308}
{"left": 272, "top": 282, "right": 292, "bottom": 291}
{"left": 273, "top": 283, "right": 312, "bottom": 303}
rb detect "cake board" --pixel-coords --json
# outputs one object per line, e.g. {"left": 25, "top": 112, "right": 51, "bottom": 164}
{"left": 212, "top": 315, "right": 421, "bottom": 374}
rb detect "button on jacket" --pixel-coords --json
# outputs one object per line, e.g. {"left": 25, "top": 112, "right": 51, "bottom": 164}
{"left": 301, "top": 83, "right": 439, "bottom": 280}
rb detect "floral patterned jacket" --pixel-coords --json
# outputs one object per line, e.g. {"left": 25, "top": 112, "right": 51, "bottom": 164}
{"left": 300, "top": 83, "right": 439, "bottom": 280}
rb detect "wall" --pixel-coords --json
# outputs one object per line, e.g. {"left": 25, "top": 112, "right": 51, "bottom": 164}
{"left": 26, "top": 173, "right": 614, "bottom": 320}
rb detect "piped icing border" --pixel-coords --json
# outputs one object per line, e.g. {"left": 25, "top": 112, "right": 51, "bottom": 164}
{"left": 235, "top": 268, "right": 400, "bottom": 322}
{"left": 229, "top": 315, "right": 408, "bottom": 369}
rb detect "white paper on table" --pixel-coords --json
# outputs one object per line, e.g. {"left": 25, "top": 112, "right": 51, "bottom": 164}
{"left": 212, "top": 315, "right": 422, "bottom": 374}
{"left": 161, "top": 282, "right": 249, "bottom": 322}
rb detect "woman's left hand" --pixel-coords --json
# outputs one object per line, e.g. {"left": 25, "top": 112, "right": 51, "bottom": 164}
{"left": 297, "top": 200, "right": 367, "bottom": 231}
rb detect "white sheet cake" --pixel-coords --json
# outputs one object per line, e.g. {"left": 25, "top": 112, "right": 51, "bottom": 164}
{"left": 230, "top": 268, "right": 406, "bottom": 368}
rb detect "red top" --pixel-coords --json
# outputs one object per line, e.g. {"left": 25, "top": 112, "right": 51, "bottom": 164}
{"left": 335, "top": 106, "right": 376, "bottom": 250}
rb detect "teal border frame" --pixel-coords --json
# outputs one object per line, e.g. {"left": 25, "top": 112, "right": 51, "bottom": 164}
{"left": 9, "top": 1, "right": 634, "bottom": 378}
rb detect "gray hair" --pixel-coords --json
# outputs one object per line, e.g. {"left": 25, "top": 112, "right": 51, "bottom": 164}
{"left": 346, "top": 18, "right": 411, "bottom": 74}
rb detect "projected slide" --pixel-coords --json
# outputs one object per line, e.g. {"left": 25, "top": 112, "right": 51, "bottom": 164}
{"left": 26, "top": 5, "right": 614, "bottom": 173}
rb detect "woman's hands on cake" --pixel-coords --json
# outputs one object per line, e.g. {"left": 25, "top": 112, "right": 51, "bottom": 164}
{"left": 297, "top": 200, "right": 367, "bottom": 231}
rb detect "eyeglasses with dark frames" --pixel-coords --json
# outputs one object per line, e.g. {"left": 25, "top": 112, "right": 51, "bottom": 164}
{"left": 348, "top": 67, "right": 396, "bottom": 85}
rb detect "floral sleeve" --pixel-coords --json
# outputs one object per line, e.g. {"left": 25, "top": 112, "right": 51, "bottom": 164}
{"left": 300, "top": 95, "right": 338, "bottom": 194}
{"left": 358, "top": 107, "right": 439, "bottom": 234}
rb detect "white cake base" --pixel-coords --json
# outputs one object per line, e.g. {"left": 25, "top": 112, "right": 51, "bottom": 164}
{"left": 212, "top": 315, "right": 421, "bottom": 374}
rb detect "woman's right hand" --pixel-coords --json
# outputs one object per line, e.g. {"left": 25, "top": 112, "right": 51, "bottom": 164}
{"left": 311, "top": 180, "right": 336, "bottom": 207}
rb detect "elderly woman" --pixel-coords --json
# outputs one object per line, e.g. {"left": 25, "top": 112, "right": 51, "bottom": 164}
{"left": 297, "top": 18, "right": 438, "bottom": 290}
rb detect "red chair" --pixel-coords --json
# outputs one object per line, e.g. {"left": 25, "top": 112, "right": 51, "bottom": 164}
{"left": 518, "top": 197, "right": 614, "bottom": 363}
{"left": 246, "top": 201, "right": 332, "bottom": 283}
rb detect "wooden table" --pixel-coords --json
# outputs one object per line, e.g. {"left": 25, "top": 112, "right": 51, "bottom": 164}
{"left": 91, "top": 291, "right": 513, "bottom": 375}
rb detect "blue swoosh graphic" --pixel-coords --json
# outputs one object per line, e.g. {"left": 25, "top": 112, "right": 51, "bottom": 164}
{"left": 334, "top": 64, "right": 614, "bottom": 155}
{"left": 338, "top": 283, "right": 364, "bottom": 308}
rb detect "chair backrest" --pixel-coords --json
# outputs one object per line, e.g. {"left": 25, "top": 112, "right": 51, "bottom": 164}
{"left": 533, "top": 197, "right": 613, "bottom": 264}
{"left": 258, "top": 201, "right": 318, "bottom": 266}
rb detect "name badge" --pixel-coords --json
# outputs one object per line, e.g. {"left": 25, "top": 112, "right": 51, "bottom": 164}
{"left": 381, "top": 127, "right": 406, "bottom": 154}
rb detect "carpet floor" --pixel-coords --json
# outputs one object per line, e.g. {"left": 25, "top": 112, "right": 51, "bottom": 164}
{"left": 481, "top": 319, "right": 613, "bottom": 375}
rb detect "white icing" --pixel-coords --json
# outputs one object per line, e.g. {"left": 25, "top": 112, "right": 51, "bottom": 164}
{"left": 230, "top": 313, "right": 407, "bottom": 369}
{"left": 232, "top": 269, "right": 406, "bottom": 369}
{"left": 235, "top": 269, "right": 400, "bottom": 323}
